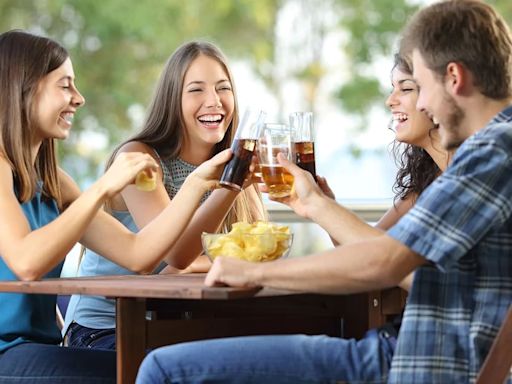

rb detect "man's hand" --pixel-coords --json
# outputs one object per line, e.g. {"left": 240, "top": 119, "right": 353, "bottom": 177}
{"left": 205, "top": 256, "right": 262, "bottom": 288}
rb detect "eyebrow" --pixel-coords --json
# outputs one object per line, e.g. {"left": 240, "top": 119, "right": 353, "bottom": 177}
{"left": 397, "top": 79, "right": 415, "bottom": 85}
{"left": 58, "top": 75, "right": 73, "bottom": 82}
{"left": 185, "top": 79, "right": 230, "bottom": 87}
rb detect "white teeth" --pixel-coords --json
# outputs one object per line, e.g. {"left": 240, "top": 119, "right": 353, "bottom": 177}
{"left": 198, "top": 114, "right": 222, "bottom": 123}
{"left": 61, "top": 113, "right": 74, "bottom": 123}
{"left": 432, "top": 116, "right": 439, "bottom": 126}
{"left": 393, "top": 113, "right": 408, "bottom": 122}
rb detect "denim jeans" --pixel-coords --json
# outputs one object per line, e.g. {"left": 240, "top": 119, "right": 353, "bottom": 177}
{"left": 0, "top": 342, "right": 115, "bottom": 383}
{"left": 136, "top": 328, "right": 396, "bottom": 384}
{"left": 66, "top": 322, "right": 116, "bottom": 350}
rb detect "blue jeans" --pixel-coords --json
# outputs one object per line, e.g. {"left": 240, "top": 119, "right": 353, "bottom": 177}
{"left": 136, "top": 328, "right": 396, "bottom": 384}
{"left": 0, "top": 342, "right": 115, "bottom": 383}
{"left": 66, "top": 322, "right": 116, "bottom": 350}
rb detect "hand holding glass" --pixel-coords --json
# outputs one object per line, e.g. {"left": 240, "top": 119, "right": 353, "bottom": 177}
{"left": 257, "top": 128, "right": 294, "bottom": 199}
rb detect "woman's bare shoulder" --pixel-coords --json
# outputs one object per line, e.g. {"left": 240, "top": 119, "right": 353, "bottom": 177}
{"left": 0, "top": 155, "right": 14, "bottom": 190}
{"left": 117, "top": 141, "right": 157, "bottom": 158}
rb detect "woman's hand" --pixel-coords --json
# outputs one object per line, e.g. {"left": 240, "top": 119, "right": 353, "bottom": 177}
{"left": 317, "top": 176, "right": 336, "bottom": 200}
{"left": 188, "top": 149, "right": 233, "bottom": 191}
{"left": 99, "top": 152, "right": 158, "bottom": 198}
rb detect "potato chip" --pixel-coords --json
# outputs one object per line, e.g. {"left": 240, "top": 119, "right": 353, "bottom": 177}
{"left": 135, "top": 171, "right": 156, "bottom": 191}
{"left": 202, "top": 221, "right": 292, "bottom": 262}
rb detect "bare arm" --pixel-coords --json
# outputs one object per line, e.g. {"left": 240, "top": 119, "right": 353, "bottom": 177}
{"left": 276, "top": 155, "right": 416, "bottom": 290}
{"left": 114, "top": 142, "right": 265, "bottom": 270}
{"left": 206, "top": 233, "right": 426, "bottom": 294}
{"left": 0, "top": 153, "right": 157, "bottom": 281}
{"left": 163, "top": 184, "right": 265, "bottom": 269}
{"left": 79, "top": 149, "right": 233, "bottom": 273}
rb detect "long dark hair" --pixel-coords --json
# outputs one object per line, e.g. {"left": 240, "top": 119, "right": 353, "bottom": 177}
{"left": 105, "top": 41, "right": 265, "bottom": 230}
{"left": 390, "top": 53, "right": 439, "bottom": 202}
{"left": 0, "top": 30, "right": 68, "bottom": 208}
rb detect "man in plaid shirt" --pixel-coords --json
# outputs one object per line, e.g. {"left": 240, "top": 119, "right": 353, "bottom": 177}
{"left": 136, "top": 1, "right": 512, "bottom": 383}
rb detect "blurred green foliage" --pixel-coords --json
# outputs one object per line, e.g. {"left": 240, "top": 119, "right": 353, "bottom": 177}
{"left": 1, "top": 0, "right": 510, "bottom": 184}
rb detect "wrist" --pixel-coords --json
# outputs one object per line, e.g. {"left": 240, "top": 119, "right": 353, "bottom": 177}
{"left": 306, "top": 194, "right": 333, "bottom": 221}
{"left": 88, "top": 179, "right": 109, "bottom": 202}
{"left": 248, "top": 262, "right": 265, "bottom": 286}
{"left": 183, "top": 174, "right": 210, "bottom": 196}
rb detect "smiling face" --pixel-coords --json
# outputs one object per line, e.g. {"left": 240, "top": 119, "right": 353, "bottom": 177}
{"left": 386, "top": 66, "right": 435, "bottom": 148}
{"left": 181, "top": 54, "right": 235, "bottom": 150}
{"left": 412, "top": 50, "right": 467, "bottom": 150}
{"left": 32, "top": 57, "right": 84, "bottom": 142}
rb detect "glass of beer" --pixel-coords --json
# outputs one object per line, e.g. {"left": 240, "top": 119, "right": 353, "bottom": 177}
{"left": 257, "top": 124, "right": 294, "bottom": 199}
{"left": 219, "top": 109, "right": 266, "bottom": 191}
{"left": 289, "top": 112, "right": 316, "bottom": 178}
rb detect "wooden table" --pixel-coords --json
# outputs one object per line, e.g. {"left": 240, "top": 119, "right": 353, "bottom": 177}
{"left": 0, "top": 274, "right": 404, "bottom": 384}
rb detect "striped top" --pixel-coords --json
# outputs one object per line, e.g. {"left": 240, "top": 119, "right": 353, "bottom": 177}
{"left": 387, "top": 105, "right": 512, "bottom": 384}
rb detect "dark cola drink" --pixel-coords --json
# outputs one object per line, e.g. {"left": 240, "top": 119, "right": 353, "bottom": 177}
{"left": 293, "top": 141, "right": 316, "bottom": 177}
{"left": 220, "top": 138, "right": 257, "bottom": 191}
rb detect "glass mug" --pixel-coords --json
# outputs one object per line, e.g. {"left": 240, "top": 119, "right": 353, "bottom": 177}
{"left": 289, "top": 111, "right": 316, "bottom": 178}
{"left": 257, "top": 124, "right": 294, "bottom": 199}
{"left": 219, "top": 109, "right": 266, "bottom": 191}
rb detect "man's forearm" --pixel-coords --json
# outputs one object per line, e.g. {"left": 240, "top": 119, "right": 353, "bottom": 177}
{"left": 251, "top": 235, "right": 424, "bottom": 295}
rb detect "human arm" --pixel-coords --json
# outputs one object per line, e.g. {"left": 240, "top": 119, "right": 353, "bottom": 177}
{"left": 205, "top": 233, "right": 426, "bottom": 294}
{"left": 277, "top": 155, "right": 416, "bottom": 290}
{"left": 79, "top": 149, "right": 233, "bottom": 273}
{"left": 376, "top": 196, "right": 416, "bottom": 291}
{"left": 115, "top": 142, "right": 265, "bottom": 269}
{"left": 275, "top": 155, "right": 383, "bottom": 244}
{"left": 0, "top": 153, "right": 157, "bottom": 281}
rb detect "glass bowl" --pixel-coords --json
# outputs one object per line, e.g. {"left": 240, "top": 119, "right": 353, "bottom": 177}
{"left": 201, "top": 231, "right": 293, "bottom": 262}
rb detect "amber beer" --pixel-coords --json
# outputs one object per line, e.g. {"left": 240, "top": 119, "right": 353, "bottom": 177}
{"left": 220, "top": 138, "right": 257, "bottom": 191}
{"left": 293, "top": 141, "right": 316, "bottom": 177}
{"left": 260, "top": 164, "right": 294, "bottom": 198}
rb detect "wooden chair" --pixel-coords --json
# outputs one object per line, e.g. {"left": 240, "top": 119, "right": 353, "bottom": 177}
{"left": 476, "top": 305, "right": 512, "bottom": 384}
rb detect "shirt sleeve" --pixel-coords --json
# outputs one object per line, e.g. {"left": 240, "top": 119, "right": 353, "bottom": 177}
{"left": 387, "top": 126, "right": 512, "bottom": 271}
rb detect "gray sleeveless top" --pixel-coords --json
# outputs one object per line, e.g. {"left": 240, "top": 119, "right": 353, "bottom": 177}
{"left": 157, "top": 153, "right": 210, "bottom": 203}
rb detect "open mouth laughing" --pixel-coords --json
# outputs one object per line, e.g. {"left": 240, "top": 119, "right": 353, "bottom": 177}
{"left": 198, "top": 114, "right": 224, "bottom": 126}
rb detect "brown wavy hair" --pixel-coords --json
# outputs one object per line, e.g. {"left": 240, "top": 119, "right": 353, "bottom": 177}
{"left": 390, "top": 53, "right": 440, "bottom": 202}
{"left": 105, "top": 40, "right": 266, "bottom": 231}
{"left": 0, "top": 30, "right": 67, "bottom": 209}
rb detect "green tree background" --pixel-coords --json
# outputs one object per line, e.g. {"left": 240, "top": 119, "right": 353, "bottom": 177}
{"left": 1, "top": 0, "right": 510, "bottom": 185}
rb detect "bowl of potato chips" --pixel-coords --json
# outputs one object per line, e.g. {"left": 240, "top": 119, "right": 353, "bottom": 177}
{"left": 202, "top": 221, "right": 293, "bottom": 262}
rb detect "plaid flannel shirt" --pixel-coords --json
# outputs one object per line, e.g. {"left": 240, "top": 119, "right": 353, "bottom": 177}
{"left": 387, "top": 105, "right": 512, "bottom": 384}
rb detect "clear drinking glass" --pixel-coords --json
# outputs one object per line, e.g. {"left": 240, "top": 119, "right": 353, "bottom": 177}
{"left": 257, "top": 124, "right": 294, "bottom": 199}
{"left": 289, "top": 112, "right": 316, "bottom": 177}
{"left": 220, "top": 109, "right": 266, "bottom": 191}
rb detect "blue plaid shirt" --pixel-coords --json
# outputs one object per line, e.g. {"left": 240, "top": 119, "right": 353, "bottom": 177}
{"left": 387, "top": 105, "right": 512, "bottom": 384}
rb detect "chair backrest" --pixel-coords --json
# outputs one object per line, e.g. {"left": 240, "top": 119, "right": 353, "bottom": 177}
{"left": 476, "top": 305, "right": 512, "bottom": 384}
{"left": 55, "top": 295, "right": 71, "bottom": 331}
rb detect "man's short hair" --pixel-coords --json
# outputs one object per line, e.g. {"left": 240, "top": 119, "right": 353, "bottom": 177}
{"left": 400, "top": 0, "right": 512, "bottom": 99}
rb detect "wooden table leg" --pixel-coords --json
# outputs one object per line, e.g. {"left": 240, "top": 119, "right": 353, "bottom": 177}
{"left": 116, "top": 297, "right": 146, "bottom": 384}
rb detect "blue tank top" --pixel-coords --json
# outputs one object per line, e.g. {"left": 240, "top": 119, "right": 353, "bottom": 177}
{"left": 0, "top": 184, "right": 61, "bottom": 353}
